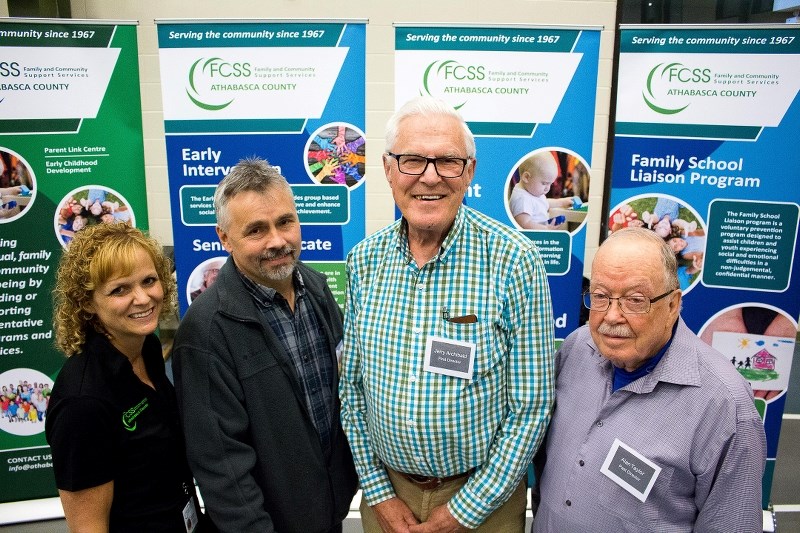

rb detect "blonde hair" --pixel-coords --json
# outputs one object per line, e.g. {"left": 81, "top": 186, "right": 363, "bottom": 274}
{"left": 518, "top": 152, "right": 557, "bottom": 183}
{"left": 52, "top": 223, "right": 176, "bottom": 356}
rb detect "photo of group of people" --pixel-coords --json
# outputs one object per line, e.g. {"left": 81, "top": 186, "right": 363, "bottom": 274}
{"left": 54, "top": 186, "right": 135, "bottom": 246}
{"left": 305, "top": 123, "right": 366, "bottom": 188}
{"left": 609, "top": 194, "right": 705, "bottom": 291}
{"left": 0, "top": 147, "right": 35, "bottom": 222}
{"left": 505, "top": 148, "right": 590, "bottom": 232}
{"left": 0, "top": 369, "right": 53, "bottom": 437}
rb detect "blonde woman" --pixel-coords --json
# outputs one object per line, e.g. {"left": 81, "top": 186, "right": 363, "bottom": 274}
{"left": 46, "top": 223, "right": 210, "bottom": 533}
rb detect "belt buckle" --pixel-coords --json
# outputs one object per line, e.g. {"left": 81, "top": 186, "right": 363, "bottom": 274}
{"left": 407, "top": 473, "right": 442, "bottom": 490}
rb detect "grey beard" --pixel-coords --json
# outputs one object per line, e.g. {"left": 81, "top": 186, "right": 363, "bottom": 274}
{"left": 259, "top": 247, "right": 297, "bottom": 281}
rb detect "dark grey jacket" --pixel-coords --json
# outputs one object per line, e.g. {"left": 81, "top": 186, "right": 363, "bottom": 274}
{"left": 173, "top": 258, "right": 357, "bottom": 533}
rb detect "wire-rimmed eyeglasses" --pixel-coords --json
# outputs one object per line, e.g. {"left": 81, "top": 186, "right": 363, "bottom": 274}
{"left": 582, "top": 289, "right": 676, "bottom": 314}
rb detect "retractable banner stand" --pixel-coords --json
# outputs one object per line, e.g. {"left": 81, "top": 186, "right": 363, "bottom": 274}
{"left": 156, "top": 19, "right": 366, "bottom": 315}
{"left": 394, "top": 24, "right": 601, "bottom": 339}
{"left": 611, "top": 24, "right": 800, "bottom": 508}
{"left": 0, "top": 19, "right": 147, "bottom": 505}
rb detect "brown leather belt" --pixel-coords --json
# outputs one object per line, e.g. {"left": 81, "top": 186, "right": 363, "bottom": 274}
{"left": 396, "top": 469, "right": 473, "bottom": 491}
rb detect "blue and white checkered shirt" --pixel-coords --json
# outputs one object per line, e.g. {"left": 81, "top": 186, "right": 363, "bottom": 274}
{"left": 340, "top": 206, "right": 555, "bottom": 528}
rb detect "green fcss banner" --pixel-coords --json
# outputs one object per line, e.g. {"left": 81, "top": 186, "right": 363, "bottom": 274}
{"left": 0, "top": 18, "right": 147, "bottom": 503}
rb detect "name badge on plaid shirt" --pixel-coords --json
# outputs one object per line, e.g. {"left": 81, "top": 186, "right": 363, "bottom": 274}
{"left": 424, "top": 336, "right": 476, "bottom": 380}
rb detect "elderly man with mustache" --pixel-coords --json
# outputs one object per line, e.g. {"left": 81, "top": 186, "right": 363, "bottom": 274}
{"left": 172, "top": 157, "right": 357, "bottom": 533}
{"left": 532, "top": 227, "right": 766, "bottom": 533}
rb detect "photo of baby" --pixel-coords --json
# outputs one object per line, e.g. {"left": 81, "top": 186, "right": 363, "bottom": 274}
{"left": 506, "top": 149, "right": 590, "bottom": 232}
{"left": 608, "top": 194, "right": 705, "bottom": 291}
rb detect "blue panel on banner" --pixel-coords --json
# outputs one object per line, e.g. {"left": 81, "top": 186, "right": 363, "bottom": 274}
{"left": 159, "top": 21, "right": 366, "bottom": 317}
{"left": 157, "top": 23, "right": 346, "bottom": 48}
{"left": 616, "top": 122, "right": 762, "bottom": 140}
{"left": 613, "top": 25, "right": 800, "bottom": 510}
{"left": 468, "top": 122, "right": 537, "bottom": 136}
{"left": 394, "top": 26, "right": 602, "bottom": 340}
{"left": 395, "top": 27, "right": 580, "bottom": 52}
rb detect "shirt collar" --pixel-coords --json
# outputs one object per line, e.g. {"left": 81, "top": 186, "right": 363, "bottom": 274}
{"left": 85, "top": 328, "right": 162, "bottom": 382}
{"left": 237, "top": 266, "right": 305, "bottom": 309}
{"left": 612, "top": 323, "right": 675, "bottom": 391}
{"left": 394, "top": 205, "right": 467, "bottom": 264}
{"left": 609, "top": 318, "right": 702, "bottom": 393}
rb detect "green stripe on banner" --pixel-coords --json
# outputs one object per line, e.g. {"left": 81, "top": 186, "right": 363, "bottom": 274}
{"left": 615, "top": 122, "right": 761, "bottom": 140}
{"left": 620, "top": 28, "right": 800, "bottom": 54}
{"left": 0, "top": 23, "right": 115, "bottom": 47}
{"left": 157, "top": 23, "right": 345, "bottom": 48}
{"left": 468, "top": 122, "right": 537, "bottom": 136}
{"left": 0, "top": 118, "right": 81, "bottom": 134}
{"left": 164, "top": 118, "right": 306, "bottom": 134}
{"left": 395, "top": 27, "right": 579, "bottom": 52}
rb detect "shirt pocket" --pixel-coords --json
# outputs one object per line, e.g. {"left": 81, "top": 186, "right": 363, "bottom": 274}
{"left": 439, "top": 320, "right": 502, "bottom": 378}
{"left": 597, "top": 464, "right": 676, "bottom": 530}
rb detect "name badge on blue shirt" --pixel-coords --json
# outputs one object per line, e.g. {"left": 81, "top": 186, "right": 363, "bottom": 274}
{"left": 600, "top": 438, "right": 661, "bottom": 502}
{"left": 424, "top": 335, "right": 475, "bottom": 380}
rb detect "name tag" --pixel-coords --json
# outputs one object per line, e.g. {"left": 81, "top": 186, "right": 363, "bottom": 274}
{"left": 600, "top": 438, "right": 661, "bottom": 502}
{"left": 335, "top": 340, "right": 344, "bottom": 366}
{"left": 182, "top": 496, "right": 198, "bottom": 533}
{"left": 424, "top": 336, "right": 475, "bottom": 380}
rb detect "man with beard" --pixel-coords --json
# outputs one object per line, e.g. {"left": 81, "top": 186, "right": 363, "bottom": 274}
{"left": 173, "top": 157, "right": 357, "bottom": 532}
{"left": 533, "top": 227, "right": 766, "bottom": 533}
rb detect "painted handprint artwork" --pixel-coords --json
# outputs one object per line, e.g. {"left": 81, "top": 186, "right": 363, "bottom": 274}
{"left": 306, "top": 123, "right": 365, "bottom": 188}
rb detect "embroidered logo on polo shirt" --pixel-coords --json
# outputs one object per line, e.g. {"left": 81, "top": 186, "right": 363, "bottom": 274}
{"left": 122, "top": 397, "right": 149, "bottom": 432}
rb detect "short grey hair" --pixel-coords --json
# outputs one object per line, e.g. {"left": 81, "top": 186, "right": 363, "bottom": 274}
{"left": 603, "top": 227, "right": 679, "bottom": 291}
{"left": 385, "top": 96, "right": 476, "bottom": 158}
{"left": 214, "top": 157, "right": 293, "bottom": 231}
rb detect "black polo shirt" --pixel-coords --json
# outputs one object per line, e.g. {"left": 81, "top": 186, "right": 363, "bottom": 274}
{"left": 46, "top": 330, "right": 197, "bottom": 532}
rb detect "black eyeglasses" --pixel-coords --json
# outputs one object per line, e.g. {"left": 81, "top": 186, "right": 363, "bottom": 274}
{"left": 386, "top": 152, "right": 471, "bottom": 178}
{"left": 582, "top": 289, "right": 676, "bottom": 314}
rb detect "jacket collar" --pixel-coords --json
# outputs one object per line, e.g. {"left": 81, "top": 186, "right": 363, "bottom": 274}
{"left": 215, "top": 256, "right": 328, "bottom": 320}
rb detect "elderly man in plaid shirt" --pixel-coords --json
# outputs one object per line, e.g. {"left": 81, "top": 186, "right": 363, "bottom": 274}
{"left": 340, "top": 96, "right": 555, "bottom": 533}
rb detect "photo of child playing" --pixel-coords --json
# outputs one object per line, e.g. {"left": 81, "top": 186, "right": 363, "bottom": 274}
{"left": 55, "top": 186, "right": 134, "bottom": 246}
{"left": 508, "top": 150, "right": 585, "bottom": 231}
{"left": 0, "top": 148, "right": 35, "bottom": 222}
{"left": 609, "top": 195, "right": 705, "bottom": 290}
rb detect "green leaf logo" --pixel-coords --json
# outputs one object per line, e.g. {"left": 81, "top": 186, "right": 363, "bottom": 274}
{"left": 122, "top": 397, "right": 149, "bottom": 432}
{"left": 642, "top": 62, "right": 690, "bottom": 115}
{"left": 186, "top": 57, "right": 235, "bottom": 111}
{"left": 421, "top": 60, "right": 467, "bottom": 110}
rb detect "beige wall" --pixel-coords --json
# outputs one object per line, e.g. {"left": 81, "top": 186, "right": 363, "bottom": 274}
{"left": 66, "top": 0, "right": 618, "bottom": 274}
